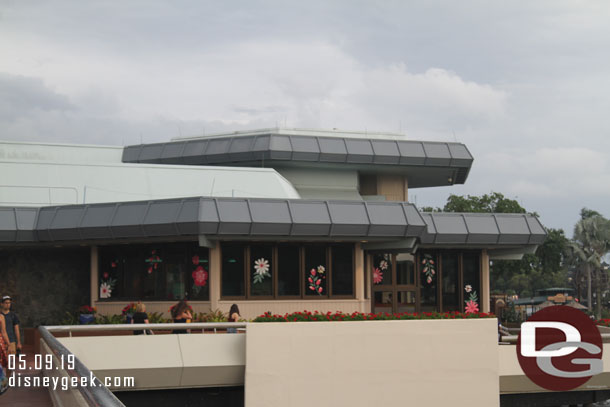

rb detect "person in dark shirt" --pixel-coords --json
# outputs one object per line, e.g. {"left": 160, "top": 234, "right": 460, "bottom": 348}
{"left": 131, "top": 302, "right": 151, "bottom": 335}
{"left": 171, "top": 300, "right": 192, "bottom": 334}
{"left": 1, "top": 296, "right": 21, "bottom": 356}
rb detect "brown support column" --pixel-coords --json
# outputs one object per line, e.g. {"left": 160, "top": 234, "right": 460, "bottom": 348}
{"left": 403, "top": 176, "right": 408, "bottom": 201}
{"left": 209, "top": 243, "right": 222, "bottom": 311}
{"left": 481, "top": 249, "right": 490, "bottom": 313}
{"left": 354, "top": 243, "right": 365, "bottom": 311}
{"left": 90, "top": 246, "right": 98, "bottom": 307}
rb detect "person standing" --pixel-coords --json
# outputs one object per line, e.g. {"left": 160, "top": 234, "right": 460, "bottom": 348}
{"left": 131, "top": 302, "right": 151, "bottom": 335}
{"left": 1, "top": 296, "right": 21, "bottom": 356}
{"left": 227, "top": 304, "right": 240, "bottom": 334}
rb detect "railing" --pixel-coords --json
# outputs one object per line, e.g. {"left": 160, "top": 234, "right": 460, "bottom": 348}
{"left": 44, "top": 322, "right": 248, "bottom": 336}
{"left": 38, "top": 325, "right": 125, "bottom": 407}
{"left": 500, "top": 332, "right": 610, "bottom": 344}
{"left": 39, "top": 322, "right": 249, "bottom": 407}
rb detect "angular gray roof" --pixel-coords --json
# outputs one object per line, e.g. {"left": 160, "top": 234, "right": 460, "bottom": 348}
{"left": 0, "top": 198, "right": 547, "bottom": 249}
{"left": 0, "top": 198, "right": 427, "bottom": 243}
{"left": 121, "top": 132, "right": 473, "bottom": 188}
{"left": 419, "top": 212, "right": 546, "bottom": 245}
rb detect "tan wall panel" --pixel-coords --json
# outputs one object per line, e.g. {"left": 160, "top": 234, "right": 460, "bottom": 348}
{"left": 481, "top": 250, "right": 490, "bottom": 313}
{"left": 90, "top": 246, "right": 99, "bottom": 307}
{"left": 245, "top": 319, "right": 499, "bottom": 407}
{"left": 376, "top": 174, "right": 406, "bottom": 201}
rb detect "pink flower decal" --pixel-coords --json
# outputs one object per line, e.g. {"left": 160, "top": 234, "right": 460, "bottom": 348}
{"left": 192, "top": 255, "right": 199, "bottom": 265}
{"left": 373, "top": 268, "right": 383, "bottom": 284}
{"left": 465, "top": 300, "right": 479, "bottom": 314}
{"left": 192, "top": 266, "right": 208, "bottom": 287}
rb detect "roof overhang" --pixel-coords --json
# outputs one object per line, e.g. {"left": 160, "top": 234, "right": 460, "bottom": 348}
{"left": 121, "top": 131, "right": 473, "bottom": 188}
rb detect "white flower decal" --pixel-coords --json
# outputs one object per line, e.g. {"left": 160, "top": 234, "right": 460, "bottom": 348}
{"left": 317, "top": 265, "right": 325, "bottom": 274}
{"left": 100, "top": 282, "right": 112, "bottom": 299}
{"left": 253, "top": 258, "right": 270, "bottom": 284}
{"left": 465, "top": 285, "right": 472, "bottom": 293}
{"left": 379, "top": 260, "right": 388, "bottom": 271}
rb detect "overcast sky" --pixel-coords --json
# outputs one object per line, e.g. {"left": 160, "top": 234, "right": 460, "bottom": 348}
{"left": 1, "top": 1, "right": 609, "bottom": 235}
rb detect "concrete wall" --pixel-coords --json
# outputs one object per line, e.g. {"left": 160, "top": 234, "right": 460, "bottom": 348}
{"left": 57, "top": 333, "right": 246, "bottom": 390}
{"left": 245, "top": 318, "right": 499, "bottom": 407}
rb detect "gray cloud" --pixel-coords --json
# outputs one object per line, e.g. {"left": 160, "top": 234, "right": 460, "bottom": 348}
{"left": 1, "top": 1, "right": 609, "bottom": 234}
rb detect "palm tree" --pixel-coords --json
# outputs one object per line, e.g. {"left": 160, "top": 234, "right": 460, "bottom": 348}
{"left": 570, "top": 209, "right": 610, "bottom": 319}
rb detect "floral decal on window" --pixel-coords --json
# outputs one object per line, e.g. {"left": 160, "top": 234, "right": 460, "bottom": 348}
{"left": 308, "top": 265, "right": 325, "bottom": 295}
{"left": 252, "top": 258, "right": 270, "bottom": 284}
{"left": 373, "top": 258, "right": 389, "bottom": 284}
{"left": 100, "top": 260, "right": 117, "bottom": 299}
{"left": 464, "top": 284, "right": 479, "bottom": 314}
{"left": 191, "top": 255, "right": 209, "bottom": 294}
{"left": 145, "top": 250, "right": 162, "bottom": 274}
{"left": 421, "top": 254, "right": 435, "bottom": 284}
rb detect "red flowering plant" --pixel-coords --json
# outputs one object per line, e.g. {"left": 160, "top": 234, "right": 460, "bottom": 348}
{"left": 79, "top": 305, "right": 96, "bottom": 314}
{"left": 122, "top": 302, "right": 138, "bottom": 315}
{"left": 253, "top": 310, "right": 496, "bottom": 322}
{"left": 598, "top": 319, "right": 610, "bottom": 327}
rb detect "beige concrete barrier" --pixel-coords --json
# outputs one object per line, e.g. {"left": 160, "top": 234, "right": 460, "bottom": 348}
{"left": 245, "top": 319, "right": 499, "bottom": 407}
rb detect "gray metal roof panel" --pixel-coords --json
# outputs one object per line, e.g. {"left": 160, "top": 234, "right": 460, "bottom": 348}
{"left": 269, "top": 135, "right": 292, "bottom": 160}
{"left": 317, "top": 137, "right": 347, "bottom": 162}
{"left": 228, "top": 136, "right": 256, "bottom": 162}
{"left": 397, "top": 141, "right": 427, "bottom": 165}
{"left": 110, "top": 202, "right": 148, "bottom": 238}
{"left": 160, "top": 141, "right": 187, "bottom": 164}
{"left": 327, "top": 201, "right": 370, "bottom": 236}
{"left": 289, "top": 201, "right": 332, "bottom": 236}
{"left": 345, "top": 139, "right": 374, "bottom": 163}
{"left": 249, "top": 199, "right": 292, "bottom": 235}
{"left": 447, "top": 144, "right": 474, "bottom": 167}
{"left": 196, "top": 198, "right": 219, "bottom": 234}
{"left": 371, "top": 140, "right": 400, "bottom": 164}
{"left": 15, "top": 208, "right": 38, "bottom": 241}
{"left": 365, "top": 202, "right": 407, "bottom": 236}
{"left": 216, "top": 199, "right": 252, "bottom": 235}
{"left": 142, "top": 200, "right": 182, "bottom": 236}
{"left": 79, "top": 204, "right": 116, "bottom": 240}
{"left": 35, "top": 208, "right": 56, "bottom": 241}
{"left": 431, "top": 214, "right": 468, "bottom": 244}
{"left": 423, "top": 143, "right": 452, "bottom": 166}
{"left": 181, "top": 140, "right": 209, "bottom": 165}
{"left": 122, "top": 145, "right": 142, "bottom": 163}
{"left": 0, "top": 208, "right": 17, "bottom": 242}
{"left": 139, "top": 143, "right": 165, "bottom": 163}
{"left": 290, "top": 136, "right": 320, "bottom": 161}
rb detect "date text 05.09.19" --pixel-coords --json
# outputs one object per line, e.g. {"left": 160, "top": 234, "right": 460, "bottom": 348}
{"left": 8, "top": 353, "right": 75, "bottom": 371}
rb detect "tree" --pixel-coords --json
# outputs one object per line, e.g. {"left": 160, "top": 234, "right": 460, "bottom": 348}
{"left": 569, "top": 208, "right": 610, "bottom": 319}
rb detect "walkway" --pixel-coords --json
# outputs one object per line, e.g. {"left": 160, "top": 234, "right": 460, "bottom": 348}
{"left": 2, "top": 345, "right": 53, "bottom": 406}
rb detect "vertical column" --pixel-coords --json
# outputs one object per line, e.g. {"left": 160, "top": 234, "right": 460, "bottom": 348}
{"left": 354, "top": 243, "right": 364, "bottom": 303}
{"left": 209, "top": 243, "right": 222, "bottom": 311}
{"left": 403, "top": 176, "right": 408, "bottom": 201}
{"left": 481, "top": 249, "right": 490, "bottom": 313}
{"left": 90, "top": 246, "right": 99, "bottom": 307}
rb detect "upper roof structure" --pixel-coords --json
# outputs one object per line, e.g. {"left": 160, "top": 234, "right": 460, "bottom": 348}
{"left": 122, "top": 128, "right": 474, "bottom": 188}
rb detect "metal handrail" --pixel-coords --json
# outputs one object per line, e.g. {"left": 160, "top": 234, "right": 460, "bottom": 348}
{"left": 38, "top": 326, "right": 126, "bottom": 407}
{"left": 500, "top": 333, "right": 610, "bottom": 344}
{"left": 44, "top": 322, "right": 248, "bottom": 335}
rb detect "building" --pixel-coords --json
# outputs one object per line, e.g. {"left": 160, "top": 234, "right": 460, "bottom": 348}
{"left": 0, "top": 129, "right": 546, "bottom": 324}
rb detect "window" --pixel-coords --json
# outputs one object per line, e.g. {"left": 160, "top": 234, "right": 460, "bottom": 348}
{"left": 441, "top": 253, "right": 459, "bottom": 311}
{"left": 220, "top": 242, "right": 355, "bottom": 299}
{"left": 98, "top": 243, "right": 209, "bottom": 301}
{"left": 331, "top": 245, "right": 353, "bottom": 296}
{"left": 278, "top": 245, "right": 300, "bottom": 296}
{"left": 221, "top": 243, "right": 245, "bottom": 297}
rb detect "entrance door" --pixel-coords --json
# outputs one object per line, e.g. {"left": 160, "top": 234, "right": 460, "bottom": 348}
{"left": 371, "top": 253, "right": 417, "bottom": 314}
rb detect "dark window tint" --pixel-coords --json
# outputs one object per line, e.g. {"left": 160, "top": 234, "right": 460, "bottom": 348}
{"left": 278, "top": 245, "right": 300, "bottom": 296}
{"left": 305, "top": 246, "right": 326, "bottom": 296}
{"left": 441, "top": 253, "right": 459, "bottom": 311}
{"left": 222, "top": 244, "right": 245, "bottom": 297}
{"left": 331, "top": 245, "right": 353, "bottom": 296}
{"left": 463, "top": 253, "right": 480, "bottom": 306}
{"left": 250, "top": 245, "right": 273, "bottom": 296}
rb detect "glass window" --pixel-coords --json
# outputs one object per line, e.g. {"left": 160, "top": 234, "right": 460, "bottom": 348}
{"left": 250, "top": 245, "right": 273, "bottom": 297}
{"left": 463, "top": 253, "right": 481, "bottom": 310}
{"left": 441, "top": 253, "right": 459, "bottom": 311}
{"left": 397, "top": 291, "right": 416, "bottom": 313}
{"left": 98, "top": 243, "right": 208, "bottom": 301}
{"left": 190, "top": 249, "right": 210, "bottom": 301}
{"left": 331, "top": 245, "right": 353, "bottom": 296}
{"left": 278, "top": 245, "right": 300, "bottom": 296}
{"left": 374, "top": 291, "right": 393, "bottom": 313}
{"left": 396, "top": 253, "right": 415, "bottom": 285}
{"left": 222, "top": 243, "right": 245, "bottom": 297}
{"left": 372, "top": 253, "right": 392, "bottom": 285}
{"left": 420, "top": 253, "right": 437, "bottom": 311}
{"left": 305, "top": 246, "right": 327, "bottom": 296}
